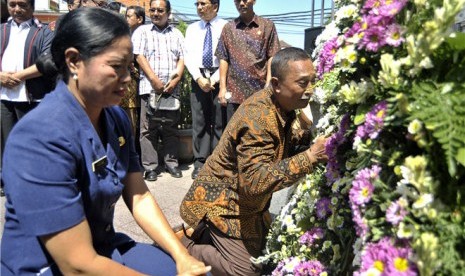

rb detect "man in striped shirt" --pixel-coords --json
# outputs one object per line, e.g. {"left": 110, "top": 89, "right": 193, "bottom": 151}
{"left": 132, "top": 0, "right": 185, "bottom": 181}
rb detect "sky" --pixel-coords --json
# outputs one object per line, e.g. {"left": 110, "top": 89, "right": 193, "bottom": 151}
{"left": 168, "top": 0, "right": 334, "bottom": 49}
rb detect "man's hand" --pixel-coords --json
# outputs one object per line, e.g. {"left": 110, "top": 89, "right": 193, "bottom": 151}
{"left": 149, "top": 77, "right": 165, "bottom": 94}
{"left": 218, "top": 87, "right": 228, "bottom": 106}
{"left": 306, "top": 136, "right": 328, "bottom": 164}
{"left": 197, "top": 77, "right": 214, "bottom": 93}
{"left": 176, "top": 254, "right": 211, "bottom": 276}
{"left": 0, "top": 71, "right": 21, "bottom": 89}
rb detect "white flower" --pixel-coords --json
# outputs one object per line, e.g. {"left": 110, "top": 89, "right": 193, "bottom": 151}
{"left": 413, "top": 193, "right": 434, "bottom": 209}
{"left": 397, "top": 222, "right": 415, "bottom": 238}
{"left": 408, "top": 119, "right": 423, "bottom": 134}
{"left": 335, "top": 4, "right": 359, "bottom": 21}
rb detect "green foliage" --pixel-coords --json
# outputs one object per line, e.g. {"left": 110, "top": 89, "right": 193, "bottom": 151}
{"left": 176, "top": 20, "right": 192, "bottom": 129}
{"left": 409, "top": 81, "right": 465, "bottom": 176}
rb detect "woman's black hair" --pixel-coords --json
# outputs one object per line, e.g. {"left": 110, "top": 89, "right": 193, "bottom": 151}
{"left": 48, "top": 8, "right": 130, "bottom": 83}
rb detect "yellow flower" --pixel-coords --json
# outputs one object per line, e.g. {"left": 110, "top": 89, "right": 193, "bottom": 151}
{"left": 408, "top": 119, "right": 422, "bottom": 135}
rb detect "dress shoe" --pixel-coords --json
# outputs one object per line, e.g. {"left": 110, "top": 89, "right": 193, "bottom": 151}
{"left": 166, "top": 166, "right": 182, "bottom": 178}
{"left": 191, "top": 167, "right": 201, "bottom": 179}
{"left": 144, "top": 170, "right": 158, "bottom": 181}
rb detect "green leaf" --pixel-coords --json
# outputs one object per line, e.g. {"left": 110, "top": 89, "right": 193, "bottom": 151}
{"left": 445, "top": 32, "right": 465, "bottom": 50}
{"left": 457, "top": 148, "right": 465, "bottom": 167}
{"left": 409, "top": 81, "right": 465, "bottom": 177}
{"left": 354, "top": 104, "right": 371, "bottom": 125}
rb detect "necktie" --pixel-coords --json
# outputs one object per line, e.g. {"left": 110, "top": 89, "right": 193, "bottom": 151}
{"left": 202, "top": 22, "right": 213, "bottom": 68}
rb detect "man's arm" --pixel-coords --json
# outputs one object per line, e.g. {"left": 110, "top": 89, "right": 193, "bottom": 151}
{"left": 13, "top": 64, "right": 42, "bottom": 81}
{"left": 236, "top": 117, "right": 327, "bottom": 196}
{"left": 218, "top": 59, "right": 229, "bottom": 106}
{"left": 135, "top": 54, "right": 164, "bottom": 93}
{"left": 163, "top": 58, "right": 184, "bottom": 93}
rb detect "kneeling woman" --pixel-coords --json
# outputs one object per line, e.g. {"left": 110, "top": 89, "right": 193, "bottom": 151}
{"left": 1, "top": 8, "right": 209, "bottom": 276}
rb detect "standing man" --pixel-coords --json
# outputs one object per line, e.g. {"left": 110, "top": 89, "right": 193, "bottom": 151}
{"left": 179, "top": 47, "right": 328, "bottom": 276}
{"left": 0, "top": 0, "right": 54, "bottom": 195}
{"left": 132, "top": 0, "right": 185, "bottom": 181}
{"left": 216, "top": 0, "right": 280, "bottom": 122}
{"left": 185, "top": 0, "right": 227, "bottom": 179}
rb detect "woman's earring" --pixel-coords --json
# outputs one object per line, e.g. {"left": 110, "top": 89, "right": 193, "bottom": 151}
{"left": 73, "top": 74, "right": 78, "bottom": 81}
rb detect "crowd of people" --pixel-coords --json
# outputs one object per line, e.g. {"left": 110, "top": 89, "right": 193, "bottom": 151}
{"left": 1, "top": 0, "right": 327, "bottom": 275}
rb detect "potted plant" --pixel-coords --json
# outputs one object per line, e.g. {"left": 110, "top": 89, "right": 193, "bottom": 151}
{"left": 176, "top": 20, "right": 194, "bottom": 163}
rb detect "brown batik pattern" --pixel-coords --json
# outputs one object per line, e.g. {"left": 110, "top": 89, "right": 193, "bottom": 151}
{"left": 180, "top": 87, "right": 314, "bottom": 253}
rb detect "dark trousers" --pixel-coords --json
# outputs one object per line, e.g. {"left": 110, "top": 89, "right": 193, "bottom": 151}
{"left": 226, "top": 102, "right": 240, "bottom": 124}
{"left": 190, "top": 80, "right": 226, "bottom": 169}
{"left": 139, "top": 95, "right": 180, "bottom": 171}
{"left": 1, "top": 100, "right": 38, "bottom": 169}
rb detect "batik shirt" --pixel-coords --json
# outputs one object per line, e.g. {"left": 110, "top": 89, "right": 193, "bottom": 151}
{"left": 180, "top": 87, "right": 313, "bottom": 255}
{"left": 216, "top": 15, "right": 280, "bottom": 104}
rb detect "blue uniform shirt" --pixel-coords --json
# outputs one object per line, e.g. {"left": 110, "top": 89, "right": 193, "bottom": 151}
{"left": 1, "top": 81, "right": 142, "bottom": 275}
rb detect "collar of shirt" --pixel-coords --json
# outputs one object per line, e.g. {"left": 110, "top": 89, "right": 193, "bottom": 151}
{"left": 11, "top": 18, "right": 33, "bottom": 29}
{"left": 266, "top": 87, "right": 296, "bottom": 127}
{"left": 151, "top": 23, "right": 172, "bottom": 33}
{"left": 201, "top": 16, "right": 219, "bottom": 28}
{"left": 235, "top": 14, "right": 259, "bottom": 28}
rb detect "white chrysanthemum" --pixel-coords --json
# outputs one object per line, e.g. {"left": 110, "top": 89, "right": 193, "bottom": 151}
{"left": 413, "top": 193, "right": 434, "bottom": 209}
{"left": 313, "top": 87, "right": 330, "bottom": 104}
{"left": 315, "top": 21, "right": 340, "bottom": 47}
{"left": 335, "top": 4, "right": 359, "bottom": 21}
{"left": 335, "top": 44, "right": 358, "bottom": 71}
{"left": 408, "top": 119, "right": 423, "bottom": 134}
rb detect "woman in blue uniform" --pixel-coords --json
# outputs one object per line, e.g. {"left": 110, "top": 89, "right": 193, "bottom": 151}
{"left": 1, "top": 8, "right": 210, "bottom": 276}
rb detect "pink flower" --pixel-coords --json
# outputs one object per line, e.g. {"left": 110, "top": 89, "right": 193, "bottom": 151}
{"left": 349, "top": 165, "right": 381, "bottom": 206}
{"left": 299, "top": 227, "right": 325, "bottom": 247}
{"left": 385, "top": 23, "right": 405, "bottom": 47}
{"left": 386, "top": 199, "right": 408, "bottom": 226}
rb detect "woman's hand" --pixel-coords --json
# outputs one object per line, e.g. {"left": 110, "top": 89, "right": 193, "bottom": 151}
{"left": 176, "top": 254, "right": 211, "bottom": 276}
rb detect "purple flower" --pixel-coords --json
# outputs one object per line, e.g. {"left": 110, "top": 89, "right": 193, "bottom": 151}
{"left": 355, "top": 101, "right": 388, "bottom": 140}
{"left": 386, "top": 199, "right": 408, "bottom": 226}
{"left": 325, "top": 114, "right": 351, "bottom": 185}
{"left": 351, "top": 204, "right": 369, "bottom": 237}
{"left": 386, "top": 246, "right": 417, "bottom": 275}
{"left": 359, "top": 24, "right": 386, "bottom": 52}
{"left": 357, "top": 238, "right": 417, "bottom": 275}
{"left": 315, "top": 197, "right": 332, "bottom": 219}
{"left": 317, "top": 37, "right": 338, "bottom": 77}
{"left": 379, "top": 0, "right": 408, "bottom": 18}
{"left": 294, "top": 260, "right": 326, "bottom": 276}
{"left": 349, "top": 165, "right": 381, "bottom": 206}
{"left": 299, "top": 227, "right": 325, "bottom": 247}
{"left": 385, "top": 23, "right": 405, "bottom": 47}
{"left": 359, "top": 238, "right": 396, "bottom": 274}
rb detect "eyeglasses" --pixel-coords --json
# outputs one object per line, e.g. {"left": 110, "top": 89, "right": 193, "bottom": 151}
{"left": 194, "top": 2, "right": 211, "bottom": 7}
{"left": 149, "top": 8, "right": 166, "bottom": 13}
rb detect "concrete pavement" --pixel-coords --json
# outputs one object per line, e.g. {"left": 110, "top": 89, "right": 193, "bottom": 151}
{"left": 1, "top": 162, "right": 291, "bottom": 244}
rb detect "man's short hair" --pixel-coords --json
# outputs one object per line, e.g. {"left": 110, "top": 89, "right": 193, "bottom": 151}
{"left": 149, "top": 0, "right": 171, "bottom": 13}
{"left": 271, "top": 47, "right": 311, "bottom": 80}
{"left": 127, "top": 5, "right": 145, "bottom": 20}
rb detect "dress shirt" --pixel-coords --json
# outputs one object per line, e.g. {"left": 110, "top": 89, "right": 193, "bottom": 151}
{"left": 185, "top": 16, "right": 227, "bottom": 83}
{"left": 132, "top": 24, "right": 185, "bottom": 96}
{"left": 180, "top": 87, "right": 313, "bottom": 255}
{"left": 0, "top": 19, "right": 32, "bottom": 102}
{"left": 216, "top": 15, "right": 280, "bottom": 104}
{"left": 1, "top": 81, "right": 141, "bottom": 274}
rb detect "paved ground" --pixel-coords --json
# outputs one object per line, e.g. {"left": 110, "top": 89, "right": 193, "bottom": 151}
{"left": 1, "top": 162, "right": 292, "bottom": 244}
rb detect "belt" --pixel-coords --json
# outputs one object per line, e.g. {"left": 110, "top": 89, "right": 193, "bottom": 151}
{"left": 200, "top": 67, "right": 219, "bottom": 78}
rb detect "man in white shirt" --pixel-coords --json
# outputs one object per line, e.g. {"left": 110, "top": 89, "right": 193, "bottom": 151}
{"left": 185, "top": 0, "right": 227, "bottom": 179}
{"left": 132, "top": 0, "right": 185, "bottom": 181}
{"left": 0, "top": 0, "right": 54, "bottom": 196}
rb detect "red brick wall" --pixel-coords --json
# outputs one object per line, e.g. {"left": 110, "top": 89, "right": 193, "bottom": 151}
{"left": 120, "top": 0, "right": 150, "bottom": 15}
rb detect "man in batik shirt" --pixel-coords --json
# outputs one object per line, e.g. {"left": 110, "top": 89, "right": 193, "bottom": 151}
{"left": 180, "top": 47, "right": 328, "bottom": 276}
